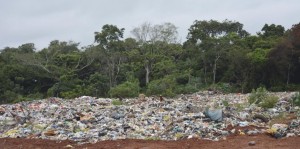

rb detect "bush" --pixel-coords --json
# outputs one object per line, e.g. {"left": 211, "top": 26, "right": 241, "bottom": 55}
{"left": 222, "top": 99, "right": 229, "bottom": 107}
{"left": 248, "top": 87, "right": 268, "bottom": 104}
{"left": 2, "top": 90, "right": 20, "bottom": 103}
{"left": 112, "top": 99, "right": 122, "bottom": 106}
{"left": 60, "top": 85, "right": 87, "bottom": 99}
{"left": 270, "top": 84, "right": 300, "bottom": 92}
{"left": 286, "top": 84, "right": 300, "bottom": 91}
{"left": 146, "top": 76, "right": 176, "bottom": 97}
{"left": 292, "top": 92, "right": 300, "bottom": 106}
{"left": 174, "top": 84, "right": 198, "bottom": 94}
{"left": 209, "top": 83, "right": 236, "bottom": 93}
{"left": 109, "top": 81, "right": 139, "bottom": 98}
{"left": 176, "top": 74, "right": 189, "bottom": 85}
{"left": 25, "top": 92, "right": 44, "bottom": 101}
{"left": 61, "top": 91, "right": 80, "bottom": 99}
{"left": 248, "top": 87, "right": 279, "bottom": 108}
{"left": 269, "top": 86, "right": 285, "bottom": 92}
{"left": 259, "top": 95, "right": 279, "bottom": 109}
{"left": 145, "top": 136, "right": 160, "bottom": 140}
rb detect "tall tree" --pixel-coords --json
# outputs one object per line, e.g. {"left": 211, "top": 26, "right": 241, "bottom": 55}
{"left": 259, "top": 24, "right": 285, "bottom": 37}
{"left": 186, "top": 20, "right": 249, "bottom": 85}
{"left": 94, "top": 24, "right": 126, "bottom": 88}
{"left": 131, "top": 22, "right": 179, "bottom": 85}
{"left": 268, "top": 23, "right": 300, "bottom": 87}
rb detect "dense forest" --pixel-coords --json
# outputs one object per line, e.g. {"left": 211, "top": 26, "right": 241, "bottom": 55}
{"left": 1, "top": 20, "right": 300, "bottom": 103}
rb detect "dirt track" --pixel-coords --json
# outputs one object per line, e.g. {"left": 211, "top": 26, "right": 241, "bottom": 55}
{"left": 1, "top": 134, "right": 299, "bottom": 149}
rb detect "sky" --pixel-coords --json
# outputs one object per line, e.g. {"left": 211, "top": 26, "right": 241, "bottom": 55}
{"left": 0, "top": 0, "right": 299, "bottom": 50}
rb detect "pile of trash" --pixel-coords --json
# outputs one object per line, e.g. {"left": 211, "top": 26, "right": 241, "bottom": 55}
{"left": 0, "top": 91, "right": 299, "bottom": 143}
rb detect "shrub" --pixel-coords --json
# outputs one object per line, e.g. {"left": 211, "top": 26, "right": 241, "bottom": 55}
{"left": 60, "top": 85, "right": 87, "bottom": 99}
{"left": 112, "top": 99, "right": 122, "bottom": 106}
{"left": 292, "top": 92, "right": 300, "bottom": 106}
{"left": 286, "top": 84, "right": 300, "bottom": 91}
{"left": 26, "top": 92, "right": 44, "bottom": 99}
{"left": 145, "top": 136, "right": 160, "bottom": 140}
{"left": 17, "top": 92, "right": 45, "bottom": 102}
{"left": 259, "top": 95, "right": 279, "bottom": 108}
{"left": 207, "top": 83, "right": 236, "bottom": 93}
{"left": 269, "top": 86, "right": 285, "bottom": 92}
{"left": 176, "top": 74, "right": 189, "bottom": 85}
{"left": 248, "top": 87, "right": 279, "bottom": 108}
{"left": 61, "top": 91, "right": 79, "bottom": 99}
{"left": 146, "top": 76, "right": 176, "bottom": 97}
{"left": 234, "top": 103, "right": 246, "bottom": 112}
{"left": 248, "top": 87, "right": 268, "bottom": 104}
{"left": 109, "top": 81, "right": 139, "bottom": 98}
{"left": 174, "top": 84, "right": 198, "bottom": 94}
{"left": 222, "top": 99, "right": 229, "bottom": 107}
{"left": 2, "top": 90, "right": 20, "bottom": 103}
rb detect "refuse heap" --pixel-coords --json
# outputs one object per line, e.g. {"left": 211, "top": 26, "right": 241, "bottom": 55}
{"left": 0, "top": 91, "right": 299, "bottom": 143}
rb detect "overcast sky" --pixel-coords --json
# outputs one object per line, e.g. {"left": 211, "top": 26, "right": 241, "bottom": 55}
{"left": 0, "top": 0, "right": 299, "bottom": 50}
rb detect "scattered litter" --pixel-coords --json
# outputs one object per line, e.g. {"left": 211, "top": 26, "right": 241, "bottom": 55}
{"left": 0, "top": 92, "right": 299, "bottom": 143}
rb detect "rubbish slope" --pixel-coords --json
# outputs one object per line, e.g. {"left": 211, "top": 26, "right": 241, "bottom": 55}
{"left": 0, "top": 91, "right": 299, "bottom": 145}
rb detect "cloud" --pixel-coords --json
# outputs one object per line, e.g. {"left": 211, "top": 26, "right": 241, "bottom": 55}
{"left": 0, "top": 0, "right": 299, "bottom": 50}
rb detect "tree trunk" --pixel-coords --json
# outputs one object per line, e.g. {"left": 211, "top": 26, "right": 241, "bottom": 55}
{"left": 204, "top": 65, "right": 207, "bottom": 85}
{"left": 213, "top": 54, "right": 220, "bottom": 85}
{"left": 287, "top": 48, "right": 293, "bottom": 86}
{"left": 287, "top": 63, "right": 291, "bottom": 86}
{"left": 145, "top": 65, "right": 150, "bottom": 85}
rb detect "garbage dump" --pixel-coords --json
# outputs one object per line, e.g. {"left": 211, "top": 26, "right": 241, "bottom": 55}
{"left": 0, "top": 92, "right": 299, "bottom": 144}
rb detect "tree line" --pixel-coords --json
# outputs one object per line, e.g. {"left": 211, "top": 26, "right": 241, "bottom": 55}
{"left": 1, "top": 20, "right": 300, "bottom": 103}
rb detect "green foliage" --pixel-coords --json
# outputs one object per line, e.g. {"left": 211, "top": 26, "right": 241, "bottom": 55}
{"left": 60, "top": 85, "right": 87, "bottom": 99}
{"left": 248, "top": 87, "right": 279, "bottom": 108}
{"left": 10, "top": 93, "right": 44, "bottom": 103}
{"left": 248, "top": 87, "right": 268, "bottom": 104}
{"left": 292, "top": 92, "right": 300, "bottom": 106}
{"left": 259, "top": 95, "right": 279, "bottom": 109}
{"left": 1, "top": 21, "right": 300, "bottom": 104}
{"left": 176, "top": 74, "right": 189, "bottom": 85}
{"left": 286, "top": 84, "right": 300, "bottom": 91}
{"left": 85, "top": 73, "right": 110, "bottom": 97}
{"left": 234, "top": 103, "right": 246, "bottom": 112}
{"left": 112, "top": 99, "right": 123, "bottom": 106}
{"left": 109, "top": 80, "right": 140, "bottom": 98}
{"left": 260, "top": 24, "right": 285, "bottom": 37}
{"left": 174, "top": 84, "right": 198, "bottom": 94}
{"left": 222, "top": 100, "right": 229, "bottom": 107}
{"left": 152, "top": 59, "right": 176, "bottom": 79}
{"left": 26, "top": 92, "right": 44, "bottom": 100}
{"left": 209, "top": 83, "right": 235, "bottom": 93}
{"left": 247, "top": 48, "right": 270, "bottom": 64}
{"left": 2, "top": 90, "right": 20, "bottom": 103}
{"left": 146, "top": 75, "right": 177, "bottom": 97}
{"left": 46, "top": 84, "right": 59, "bottom": 97}
{"left": 269, "top": 86, "right": 286, "bottom": 92}
{"left": 269, "top": 84, "right": 300, "bottom": 92}
{"left": 94, "top": 24, "right": 124, "bottom": 47}
{"left": 145, "top": 136, "right": 160, "bottom": 140}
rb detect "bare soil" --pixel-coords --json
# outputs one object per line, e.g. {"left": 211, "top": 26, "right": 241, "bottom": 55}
{"left": 1, "top": 134, "right": 299, "bottom": 149}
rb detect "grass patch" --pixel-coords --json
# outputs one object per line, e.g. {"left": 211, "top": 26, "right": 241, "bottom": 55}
{"left": 112, "top": 99, "right": 122, "bottom": 106}
{"left": 268, "top": 112, "right": 297, "bottom": 126}
{"left": 145, "top": 136, "right": 160, "bottom": 140}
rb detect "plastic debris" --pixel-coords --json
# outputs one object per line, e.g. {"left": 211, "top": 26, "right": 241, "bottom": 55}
{"left": 248, "top": 141, "right": 256, "bottom": 146}
{"left": 204, "top": 109, "right": 223, "bottom": 122}
{"left": 0, "top": 91, "right": 298, "bottom": 143}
